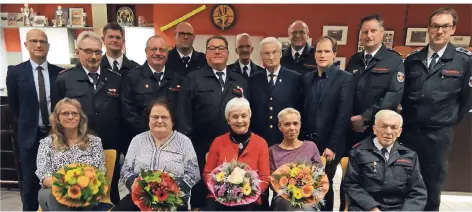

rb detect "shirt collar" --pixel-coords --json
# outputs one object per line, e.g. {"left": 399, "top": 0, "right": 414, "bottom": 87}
{"left": 213, "top": 68, "right": 227, "bottom": 77}
{"left": 106, "top": 54, "right": 124, "bottom": 69}
{"left": 148, "top": 63, "right": 165, "bottom": 75}
{"left": 177, "top": 49, "right": 193, "bottom": 60}
{"left": 364, "top": 45, "right": 382, "bottom": 58}
{"left": 373, "top": 137, "right": 393, "bottom": 153}
{"left": 83, "top": 66, "right": 101, "bottom": 76}
{"left": 239, "top": 60, "right": 251, "bottom": 72}
{"left": 266, "top": 65, "right": 281, "bottom": 77}
{"left": 291, "top": 46, "right": 305, "bottom": 59}
{"left": 30, "top": 60, "right": 48, "bottom": 71}
{"left": 427, "top": 44, "right": 447, "bottom": 59}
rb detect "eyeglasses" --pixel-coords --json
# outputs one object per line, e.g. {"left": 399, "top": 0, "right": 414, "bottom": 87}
{"left": 262, "top": 51, "right": 281, "bottom": 58}
{"left": 237, "top": 45, "right": 251, "bottom": 50}
{"left": 60, "top": 111, "right": 80, "bottom": 117}
{"left": 290, "top": 30, "right": 307, "bottom": 36}
{"left": 28, "top": 39, "right": 48, "bottom": 45}
{"left": 207, "top": 46, "right": 228, "bottom": 52}
{"left": 149, "top": 115, "right": 170, "bottom": 122}
{"left": 177, "top": 32, "right": 195, "bottom": 37}
{"left": 79, "top": 48, "right": 103, "bottom": 56}
{"left": 146, "top": 47, "right": 167, "bottom": 53}
{"left": 429, "top": 24, "right": 453, "bottom": 31}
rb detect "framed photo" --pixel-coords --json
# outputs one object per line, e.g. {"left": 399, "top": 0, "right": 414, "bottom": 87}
{"left": 334, "top": 57, "right": 346, "bottom": 70}
{"left": 323, "top": 26, "right": 348, "bottom": 45}
{"left": 277, "top": 37, "right": 313, "bottom": 50}
{"left": 405, "top": 28, "right": 429, "bottom": 46}
{"left": 31, "top": 15, "right": 46, "bottom": 26}
{"left": 69, "top": 8, "right": 84, "bottom": 27}
{"left": 357, "top": 30, "right": 395, "bottom": 52}
{"left": 450, "top": 36, "right": 471, "bottom": 47}
{"left": 0, "top": 13, "right": 8, "bottom": 27}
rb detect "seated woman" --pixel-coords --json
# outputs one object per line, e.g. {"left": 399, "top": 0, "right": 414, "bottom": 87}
{"left": 269, "top": 108, "right": 326, "bottom": 211}
{"left": 203, "top": 97, "right": 270, "bottom": 211}
{"left": 113, "top": 99, "right": 200, "bottom": 211}
{"left": 37, "top": 98, "right": 106, "bottom": 211}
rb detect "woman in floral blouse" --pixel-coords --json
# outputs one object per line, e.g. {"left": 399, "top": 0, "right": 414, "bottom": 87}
{"left": 36, "top": 98, "right": 106, "bottom": 211}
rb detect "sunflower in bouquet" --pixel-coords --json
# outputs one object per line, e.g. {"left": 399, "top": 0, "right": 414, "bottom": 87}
{"left": 131, "top": 170, "right": 184, "bottom": 211}
{"left": 52, "top": 164, "right": 108, "bottom": 208}
{"left": 270, "top": 162, "right": 329, "bottom": 209}
{"left": 206, "top": 160, "right": 262, "bottom": 206}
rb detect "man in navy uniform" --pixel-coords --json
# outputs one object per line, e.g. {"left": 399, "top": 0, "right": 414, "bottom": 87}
{"left": 228, "top": 33, "right": 264, "bottom": 80}
{"left": 281, "top": 20, "right": 316, "bottom": 76}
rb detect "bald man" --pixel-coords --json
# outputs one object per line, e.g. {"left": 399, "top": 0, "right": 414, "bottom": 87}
{"left": 228, "top": 33, "right": 264, "bottom": 80}
{"left": 281, "top": 20, "right": 316, "bottom": 76}
{"left": 6, "top": 29, "right": 62, "bottom": 211}
{"left": 166, "top": 22, "right": 207, "bottom": 76}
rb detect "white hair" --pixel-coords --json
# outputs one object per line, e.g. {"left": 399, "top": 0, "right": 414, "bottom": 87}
{"left": 225, "top": 97, "right": 251, "bottom": 121}
{"left": 374, "top": 110, "right": 403, "bottom": 127}
{"left": 76, "top": 31, "right": 103, "bottom": 48}
{"left": 260, "top": 37, "right": 282, "bottom": 51}
{"left": 236, "top": 33, "right": 251, "bottom": 44}
{"left": 277, "top": 107, "right": 301, "bottom": 123}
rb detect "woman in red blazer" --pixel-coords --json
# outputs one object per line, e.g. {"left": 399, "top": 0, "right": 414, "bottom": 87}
{"left": 203, "top": 97, "right": 270, "bottom": 211}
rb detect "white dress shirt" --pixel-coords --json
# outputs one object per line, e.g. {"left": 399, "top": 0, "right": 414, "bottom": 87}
{"left": 148, "top": 64, "right": 166, "bottom": 81}
{"left": 266, "top": 65, "right": 281, "bottom": 85}
{"left": 177, "top": 49, "right": 193, "bottom": 67}
{"left": 106, "top": 54, "right": 124, "bottom": 70}
{"left": 291, "top": 46, "right": 305, "bottom": 60}
{"left": 427, "top": 45, "right": 447, "bottom": 67}
{"left": 82, "top": 66, "right": 101, "bottom": 90}
{"left": 30, "top": 60, "right": 50, "bottom": 127}
{"left": 239, "top": 61, "right": 251, "bottom": 76}
{"left": 213, "top": 68, "right": 227, "bottom": 91}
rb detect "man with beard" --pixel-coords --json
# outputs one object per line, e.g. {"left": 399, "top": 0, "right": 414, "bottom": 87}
{"left": 401, "top": 8, "right": 472, "bottom": 211}
{"left": 177, "top": 35, "right": 248, "bottom": 209}
{"left": 166, "top": 22, "right": 207, "bottom": 76}
{"left": 228, "top": 33, "right": 264, "bottom": 80}
{"left": 56, "top": 31, "right": 122, "bottom": 204}
{"left": 281, "top": 20, "right": 316, "bottom": 76}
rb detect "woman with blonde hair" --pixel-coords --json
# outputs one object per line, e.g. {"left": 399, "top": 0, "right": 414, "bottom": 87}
{"left": 36, "top": 98, "right": 106, "bottom": 211}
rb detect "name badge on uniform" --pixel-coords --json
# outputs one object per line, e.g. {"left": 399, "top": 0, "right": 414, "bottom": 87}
{"left": 107, "top": 88, "right": 119, "bottom": 97}
{"left": 397, "top": 72, "right": 405, "bottom": 83}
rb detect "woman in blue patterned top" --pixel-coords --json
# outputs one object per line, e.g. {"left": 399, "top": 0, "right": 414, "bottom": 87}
{"left": 36, "top": 98, "right": 106, "bottom": 211}
{"left": 113, "top": 99, "right": 200, "bottom": 211}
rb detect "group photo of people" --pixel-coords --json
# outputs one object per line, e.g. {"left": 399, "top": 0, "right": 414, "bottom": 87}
{"left": 3, "top": 4, "right": 472, "bottom": 212}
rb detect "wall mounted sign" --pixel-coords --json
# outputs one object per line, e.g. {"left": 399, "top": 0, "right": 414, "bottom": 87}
{"left": 210, "top": 4, "right": 236, "bottom": 31}
{"left": 116, "top": 6, "right": 134, "bottom": 27}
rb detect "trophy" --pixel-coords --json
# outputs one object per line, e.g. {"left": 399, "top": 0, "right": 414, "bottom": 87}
{"left": 44, "top": 18, "right": 49, "bottom": 26}
{"left": 52, "top": 19, "right": 56, "bottom": 27}
{"left": 54, "top": 5, "right": 64, "bottom": 27}
{"left": 20, "top": 3, "right": 33, "bottom": 26}
{"left": 138, "top": 16, "right": 146, "bottom": 27}
{"left": 83, "top": 12, "right": 88, "bottom": 27}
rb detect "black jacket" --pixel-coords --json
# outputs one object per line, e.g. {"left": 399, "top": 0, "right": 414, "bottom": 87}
{"left": 343, "top": 137, "right": 427, "bottom": 211}
{"left": 121, "top": 62, "right": 184, "bottom": 135}
{"left": 165, "top": 47, "right": 207, "bottom": 77}
{"left": 56, "top": 64, "right": 122, "bottom": 150}
{"left": 227, "top": 60, "right": 264, "bottom": 80}
{"left": 302, "top": 65, "right": 353, "bottom": 154}
{"left": 346, "top": 44, "right": 405, "bottom": 126}
{"left": 100, "top": 54, "right": 139, "bottom": 76}
{"left": 281, "top": 43, "right": 316, "bottom": 76}
{"left": 248, "top": 66, "right": 303, "bottom": 147}
{"left": 402, "top": 43, "right": 472, "bottom": 130}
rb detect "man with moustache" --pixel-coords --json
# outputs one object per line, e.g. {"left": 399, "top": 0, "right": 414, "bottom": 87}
{"left": 56, "top": 31, "right": 122, "bottom": 204}
{"left": 401, "top": 8, "right": 472, "bottom": 211}
{"left": 228, "top": 33, "right": 264, "bottom": 80}
{"left": 177, "top": 35, "right": 248, "bottom": 209}
{"left": 281, "top": 20, "right": 316, "bottom": 76}
{"left": 6, "top": 29, "right": 62, "bottom": 211}
{"left": 101, "top": 22, "right": 139, "bottom": 76}
{"left": 166, "top": 22, "right": 207, "bottom": 76}
{"left": 302, "top": 36, "right": 353, "bottom": 211}
{"left": 121, "top": 35, "right": 184, "bottom": 137}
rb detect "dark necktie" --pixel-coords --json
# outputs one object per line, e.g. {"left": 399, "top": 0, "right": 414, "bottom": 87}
{"left": 112, "top": 60, "right": 119, "bottom": 74}
{"left": 153, "top": 72, "right": 163, "bottom": 85}
{"left": 294, "top": 52, "right": 301, "bottom": 63}
{"left": 268, "top": 73, "right": 275, "bottom": 93}
{"left": 242, "top": 65, "right": 249, "bottom": 78}
{"left": 37, "top": 66, "right": 49, "bottom": 126}
{"left": 364, "top": 54, "right": 373, "bottom": 67}
{"left": 88, "top": 72, "right": 99, "bottom": 88}
{"left": 216, "top": 72, "right": 225, "bottom": 88}
{"left": 381, "top": 148, "right": 388, "bottom": 160}
{"left": 182, "top": 56, "right": 190, "bottom": 67}
{"left": 429, "top": 53, "right": 439, "bottom": 72}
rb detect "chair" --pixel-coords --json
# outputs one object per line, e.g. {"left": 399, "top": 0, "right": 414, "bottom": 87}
{"left": 340, "top": 157, "right": 349, "bottom": 211}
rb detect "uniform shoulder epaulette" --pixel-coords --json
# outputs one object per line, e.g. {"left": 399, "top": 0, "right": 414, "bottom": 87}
{"left": 388, "top": 48, "right": 401, "bottom": 56}
{"left": 128, "top": 65, "right": 141, "bottom": 73}
{"left": 456, "top": 47, "right": 472, "bottom": 56}
{"left": 406, "top": 49, "right": 421, "bottom": 58}
{"left": 58, "top": 68, "right": 72, "bottom": 75}
{"left": 352, "top": 142, "right": 361, "bottom": 148}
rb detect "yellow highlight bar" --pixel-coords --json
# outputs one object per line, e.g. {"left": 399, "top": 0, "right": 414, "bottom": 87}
{"left": 160, "top": 5, "right": 206, "bottom": 32}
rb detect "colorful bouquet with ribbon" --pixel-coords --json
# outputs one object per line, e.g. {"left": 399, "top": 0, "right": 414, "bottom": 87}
{"left": 131, "top": 170, "right": 184, "bottom": 211}
{"left": 52, "top": 164, "right": 108, "bottom": 208}
{"left": 206, "top": 160, "right": 261, "bottom": 206}
{"left": 270, "top": 162, "right": 329, "bottom": 208}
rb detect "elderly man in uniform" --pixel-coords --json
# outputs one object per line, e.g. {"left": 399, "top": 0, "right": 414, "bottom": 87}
{"left": 166, "top": 22, "right": 207, "bottom": 77}
{"left": 401, "top": 8, "right": 472, "bottom": 211}
{"left": 344, "top": 110, "right": 427, "bottom": 211}
{"left": 121, "top": 35, "right": 184, "bottom": 137}
{"left": 281, "top": 20, "right": 316, "bottom": 76}
{"left": 228, "top": 33, "right": 264, "bottom": 80}
{"left": 56, "top": 31, "right": 122, "bottom": 204}
{"left": 177, "top": 35, "right": 248, "bottom": 209}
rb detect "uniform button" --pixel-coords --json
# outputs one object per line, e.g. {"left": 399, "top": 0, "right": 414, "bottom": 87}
{"left": 270, "top": 107, "right": 273, "bottom": 110}
{"left": 270, "top": 125, "right": 273, "bottom": 128}
{"left": 270, "top": 116, "right": 273, "bottom": 119}
{"left": 95, "top": 112, "right": 98, "bottom": 115}
{"left": 270, "top": 97, "right": 273, "bottom": 101}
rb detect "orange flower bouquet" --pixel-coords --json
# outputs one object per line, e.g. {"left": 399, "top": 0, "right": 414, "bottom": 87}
{"left": 52, "top": 164, "right": 108, "bottom": 208}
{"left": 270, "top": 163, "right": 329, "bottom": 209}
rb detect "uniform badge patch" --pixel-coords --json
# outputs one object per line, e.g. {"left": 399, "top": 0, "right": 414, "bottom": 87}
{"left": 469, "top": 76, "right": 472, "bottom": 87}
{"left": 397, "top": 72, "right": 405, "bottom": 83}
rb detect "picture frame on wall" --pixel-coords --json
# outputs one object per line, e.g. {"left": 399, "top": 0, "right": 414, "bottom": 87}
{"left": 323, "top": 26, "right": 348, "bottom": 45}
{"left": 69, "top": 8, "right": 84, "bottom": 27}
{"left": 405, "top": 28, "right": 429, "bottom": 46}
{"left": 357, "top": 30, "right": 395, "bottom": 52}
{"left": 31, "top": 15, "right": 46, "bottom": 26}
{"left": 450, "top": 36, "right": 471, "bottom": 47}
{"left": 334, "top": 57, "right": 346, "bottom": 70}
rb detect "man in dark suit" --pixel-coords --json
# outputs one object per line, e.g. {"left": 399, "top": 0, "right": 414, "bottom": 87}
{"left": 302, "top": 36, "right": 353, "bottom": 211}
{"left": 122, "top": 35, "right": 184, "bottom": 136}
{"left": 166, "top": 22, "right": 207, "bottom": 77}
{"left": 281, "top": 20, "right": 316, "bottom": 76}
{"left": 6, "top": 29, "right": 62, "bottom": 211}
{"left": 56, "top": 31, "right": 122, "bottom": 204}
{"left": 228, "top": 33, "right": 264, "bottom": 80}
{"left": 177, "top": 35, "right": 248, "bottom": 209}
{"left": 248, "top": 37, "right": 303, "bottom": 210}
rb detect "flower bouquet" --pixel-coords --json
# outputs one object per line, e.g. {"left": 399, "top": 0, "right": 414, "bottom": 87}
{"left": 52, "top": 164, "right": 108, "bottom": 208}
{"left": 131, "top": 170, "right": 184, "bottom": 211}
{"left": 206, "top": 160, "right": 262, "bottom": 206}
{"left": 270, "top": 162, "right": 329, "bottom": 209}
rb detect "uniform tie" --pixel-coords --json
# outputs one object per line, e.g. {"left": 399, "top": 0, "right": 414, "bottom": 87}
{"left": 153, "top": 72, "right": 163, "bottom": 85}
{"left": 242, "top": 65, "right": 249, "bottom": 78}
{"left": 88, "top": 72, "right": 99, "bottom": 86}
{"left": 216, "top": 72, "right": 225, "bottom": 87}
{"left": 182, "top": 56, "right": 190, "bottom": 67}
{"left": 364, "top": 54, "right": 373, "bottom": 67}
{"left": 294, "top": 52, "right": 301, "bottom": 63}
{"left": 268, "top": 73, "right": 276, "bottom": 93}
{"left": 381, "top": 148, "right": 389, "bottom": 160}
{"left": 112, "top": 60, "right": 119, "bottom": 74}
{"left": 429, "top": 53, "right": 439, "bottom": 72}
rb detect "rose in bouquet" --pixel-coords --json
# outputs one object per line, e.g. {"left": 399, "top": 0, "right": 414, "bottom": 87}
{"left": 270, "top": 163, "right": 329, "bottom": 209}
{"left": 131, "top": 170, "right": 184, "bottom": 211}
{"left": 207, "top": 160, "right": 261, "bottom": 206}
{"left": 52, "top": 163, "right": 108, "bottom": 208}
